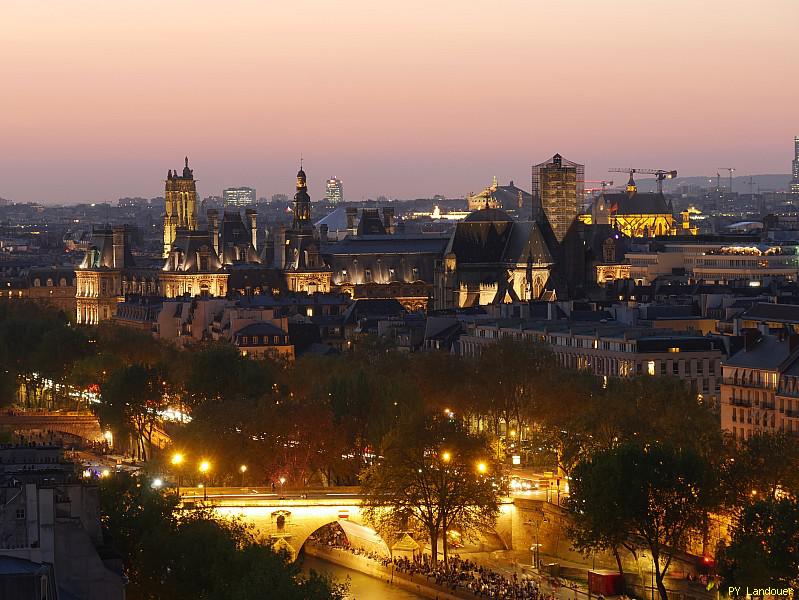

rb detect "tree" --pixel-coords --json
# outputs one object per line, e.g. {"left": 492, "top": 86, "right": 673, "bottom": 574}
{"left": 360, "top": 413, "right": 500, "bottom": 565}
{"left": 568, "top": 443, "right": 719, "bottom": 600}
{"left": 99, "top": 472, "right": 346, "bottom": 600}
{"left": 725, "top": 432, "right": 799, "bottom": 504}
{"left": 718, "top": 496, "right": 799, "bottom": 589}
{"left": 100, "top": 364, "right": 169, "bottom": 460}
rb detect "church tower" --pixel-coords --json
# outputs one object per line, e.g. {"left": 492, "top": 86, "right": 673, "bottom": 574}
{"left": 292, "top": 165, "right": 312, "bottom": 228}
{"left": 163, "top": 157, "right": 198, "bottom": 257}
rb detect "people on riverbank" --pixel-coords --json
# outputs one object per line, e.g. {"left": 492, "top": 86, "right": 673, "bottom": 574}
{"left": 312, "top": 531, "right": 556, "bottom": 600}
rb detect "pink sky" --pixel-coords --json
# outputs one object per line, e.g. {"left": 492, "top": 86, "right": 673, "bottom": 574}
{"left": 1, "top": 0, "right": 797, "bottom": 204}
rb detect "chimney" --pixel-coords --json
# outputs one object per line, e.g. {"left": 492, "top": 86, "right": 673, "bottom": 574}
{"left": 743, "top": 328, "right": 761, "bottom": 351}
{"left": 346, "top": 207, "right": 358, "bottom": 234}
{"left": 207, "top": 209, "right": 219, "bottom": 255}
{"left": 273, "top": 226, "right": 286, "bottom": 269}
{"left": 112, "top": 226, "right": 126, "bottom": 269}
{"left": 382, "top": 207, "right": 395, "bottom": 234}
{"left": 245, "top": 208, "right": 257, "bottom": 251}
{"left": 320, "top": 224, "right": 329, "bottom": 243}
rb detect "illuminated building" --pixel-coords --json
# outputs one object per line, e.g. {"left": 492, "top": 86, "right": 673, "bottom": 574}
{"left": 75, "top": 226, "right": 158, "bottom": 324}
{"left": 325, "top": 177, "right": 344, "bottom": 204}
{"left": 532, "top": 154, "right": 584, "bottom": 242}
{"left": 434, "top": 206, "right": 553, "bottom": 309}
{"left": 721, "top": 332, "right": 799, "bottom": 441}
{"left": 0, "top": 267, "right": 76, "bottom": 314}
{"left": 791, "top": 136, "right": 799, "bottom": 195}
{"left": 624, "top": 238, "right": 799, "bottom": 285}
{"left": 223, "top": 186, "right": 256, "bottom": 207}
{"left": 589, "top": 172, "right": 677, "bottom": 238}
{"left": 279, "top": 166, "right": 332, "bottom": 293}
{"left": 163, "top": 158, "right": 198, "bottom": 257}
{"left": 459, "top": 318, "right": 722, "bottom": 405}
{"left": 467, "top": 177, "right": 531, "bottom": 215}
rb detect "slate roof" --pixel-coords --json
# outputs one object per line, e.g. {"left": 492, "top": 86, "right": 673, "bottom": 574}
{"left": 724, "top": 334, "right": 790, "bottom": 369}
{"left": 741, "top": 302, "right": 799, "bottom": 324}
{"left": 602, "top": 191, "right": 672, "bottom": 215}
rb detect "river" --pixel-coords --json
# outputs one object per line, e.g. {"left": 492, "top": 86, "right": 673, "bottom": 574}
{"left": 301, "top": 554, "right": 425, "bottom": 600}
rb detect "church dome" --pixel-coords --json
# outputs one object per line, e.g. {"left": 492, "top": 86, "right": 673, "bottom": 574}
{"left": 463, "top": 207, "right": 512, "bottom": 223}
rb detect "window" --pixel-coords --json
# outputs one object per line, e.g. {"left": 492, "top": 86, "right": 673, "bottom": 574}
{"left": 15, "top": 508, "right": 25, "bottom": 520}
{"left": 647, "top": 361, "right": 655, "bottom": 376}
{"left": 364, "top": 268, "right": 372, "bottom": 282}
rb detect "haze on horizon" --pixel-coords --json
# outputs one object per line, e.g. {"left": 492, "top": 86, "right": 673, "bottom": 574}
{"left": 1, "top": 0, "right": 797, "bottom": 204}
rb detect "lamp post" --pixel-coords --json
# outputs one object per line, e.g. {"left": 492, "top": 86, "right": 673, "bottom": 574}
{"left": 279, "top": 476, "right": 286, "bottom": 499}
{"left": 199, "top": 460, "right": 210, "bottom": 502}
{"left": 239, "top": 464, "right": 247, "bottom": 487}
{"left": 171, "top": 452, "right": 184, "bottom": 497}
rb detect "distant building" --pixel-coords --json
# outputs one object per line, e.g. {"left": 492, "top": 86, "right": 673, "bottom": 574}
{"left": 532, "top": 154, "right": 584, "bottom": 242}
{"left": 458, "top": 317, "right": 723, "bottom": 406}
{"left": 467, "top": 177, "right": 532, "bottom": 214}
{"left": 791, "top": 136, "right": 799, "bottom": 195}
{"left": 271, "top": 193, "right": 289, "bottom": 204}
{"left": 588, "top": 172, "right": 677, "bottom": 238}
{"left": 325, "top": 177, "right": 344, "bottom": 204}
{"left": 223, "top": 186, "right": 256, "bottom": 207}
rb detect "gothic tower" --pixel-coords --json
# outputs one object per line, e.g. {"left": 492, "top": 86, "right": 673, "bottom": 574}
{"left": 163, "top": 157, "right": 198, "bottom": 257}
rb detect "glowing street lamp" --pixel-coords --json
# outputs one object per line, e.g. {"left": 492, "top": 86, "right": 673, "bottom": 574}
{"left": 239, "top": 464, "right": 248, "bottom": 486}
{"left": 476, "top": 462, "right": 488, "bottom": 474}
{"left": 279, "top": 476, "right": 286, "bottom": 499}
{"left": 199, "top": 460, "right": 211, "bottom": 501}
{"left": 151, "top": 478, "right": 163, "bottom": 489}
{"left": 171, "top": 452, "right": 185, "bottom": 496}
{"left": 441, "top": 451, "right": 451, "bottom": 463}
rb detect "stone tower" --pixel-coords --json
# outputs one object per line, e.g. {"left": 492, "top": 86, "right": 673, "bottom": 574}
{"left": 163, "top": 157, "right": 198, "bottom": 257}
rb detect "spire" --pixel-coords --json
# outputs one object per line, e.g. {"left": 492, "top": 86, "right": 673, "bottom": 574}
{"left": 168, "top": 169, "right": 172, "bottom": 179}
{"left": 183, "top": 156, "right": 193, "bottom": 179}
{"left": 626, "top": 171, "right": 637, "bottom": 194}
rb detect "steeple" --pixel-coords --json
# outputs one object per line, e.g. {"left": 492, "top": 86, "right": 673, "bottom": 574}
{"left": 292, "top": 162, "right": 311, "bottom": 228}
{"left": 182, "top": 156, "right": 193, "bottom": 179}
{"left": 626, "top": 171, "right": 637, "bottom": 194}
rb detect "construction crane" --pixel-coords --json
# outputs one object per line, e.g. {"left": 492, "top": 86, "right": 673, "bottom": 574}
{"left": 719, "top": 167, "right": 735, "bottom": 193}
{"left": 582, "top": 180, "right": 614, "bottom": 194}
{"left": 609, "top": 168, "right": 678, "bottom": 193}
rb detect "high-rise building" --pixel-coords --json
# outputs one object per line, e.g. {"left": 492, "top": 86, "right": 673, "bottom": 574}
{"left": 163, "top": 157, "right": 198, "bottom": 257}
{"left": 791, "top": 136, "right": 799, "bottom": 195}
{"left": 531, "top": 153, "right": 584, "bottom": 242}
{"left": 326, "top": 177, "right": 344, "bottom": 204}
{"left": 223, "top": 186, "right": 256, "bottom": 207}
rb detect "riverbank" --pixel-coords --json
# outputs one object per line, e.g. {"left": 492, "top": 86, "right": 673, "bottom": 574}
{"left": 304, "top": 544, "right": 466, "bottom": 600}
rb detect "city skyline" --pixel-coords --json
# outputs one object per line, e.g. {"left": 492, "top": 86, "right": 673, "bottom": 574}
{"left": 1, "top": 0, "right": 798, "bottom": 204}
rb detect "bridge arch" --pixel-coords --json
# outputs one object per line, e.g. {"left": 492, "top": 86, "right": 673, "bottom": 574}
{"left": 212, "top": 502, "right": 390, "bottom": 562}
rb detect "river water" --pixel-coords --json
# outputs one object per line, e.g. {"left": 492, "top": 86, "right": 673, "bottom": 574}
{"left": 301, "top": 555, "right": 425, "bottom": 600}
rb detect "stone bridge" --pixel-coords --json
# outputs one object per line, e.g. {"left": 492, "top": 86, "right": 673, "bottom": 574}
{"left": 180, "top": 488, "right": 546, "bottom": 561}
{"left": 0, "top": 411, "right": 104, "bottom": 442}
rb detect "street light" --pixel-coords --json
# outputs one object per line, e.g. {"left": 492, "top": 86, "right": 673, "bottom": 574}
{"left": 279, "top": 476, "right": 286, "bottom": 499}
{"left": 171, "top": 453, "right": 184, "bottom": 496}
{"left": 239, "top": 464, "right": 247, "bottom": 486}
{"left": 476, "top": 461, "right": 487, "bottom": 474}
{"left": 441, "top": 451, "right": 451, "bottom": 463}
{"left": 199, "top": 460, "right": 211, "bottom": 502}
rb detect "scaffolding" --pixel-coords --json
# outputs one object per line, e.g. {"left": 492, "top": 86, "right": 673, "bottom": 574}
{"left": 531, "top": 154, "right": 585, "bottom": 241}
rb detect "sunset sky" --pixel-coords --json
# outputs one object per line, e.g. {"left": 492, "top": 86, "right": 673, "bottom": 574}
{"left": 1, "top": 0, "right": 797, "bottom": 204}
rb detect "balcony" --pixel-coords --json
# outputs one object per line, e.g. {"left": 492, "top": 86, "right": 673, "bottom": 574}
{"left": 722, "top": 378, "right": 774, "bottom": 390}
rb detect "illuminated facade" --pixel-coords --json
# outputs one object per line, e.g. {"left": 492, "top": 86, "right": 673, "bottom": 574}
{"left": 163, "top": 157, "right": 198, "bottom": 257}
{"left": 532, "top": 154, "right": 584, "bottom": 242}
{"left": 325, "top": 177, "right": 343, "bottom": 204}
{"left": 791, "top": 136, "right": 799, "bottom": 195}
{"left": 76, "top": 227, "right": 158, "bottom": 324}
{"left": 590, "top": 175, "right": 679, "bottom": 238}
{"left": 280, "top": 166, "right": 332, "bottom": 294}
{"left": 434, "top": 207, "right": 553, "bottom": 310}
{"left": 223, "top": 186, "right": 256, "bottom": 207}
